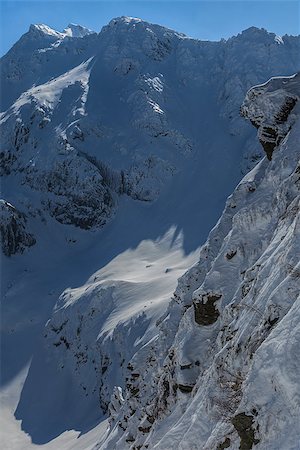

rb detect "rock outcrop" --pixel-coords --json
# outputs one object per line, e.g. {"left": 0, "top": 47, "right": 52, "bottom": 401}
{"left": 241, "top": 73, "right": 300, "bottom": 159}
{"left": 0, "top": 200, "right": 36, "bottom": 256}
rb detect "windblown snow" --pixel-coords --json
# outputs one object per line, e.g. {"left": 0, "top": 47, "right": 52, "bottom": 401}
{"left": 0, "top": 16, "right": 299, "bottom": 450}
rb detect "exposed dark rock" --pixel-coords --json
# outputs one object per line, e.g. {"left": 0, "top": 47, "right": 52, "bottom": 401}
{"left": 130, "top": 387, "right": 140, "bottom": 397}
{"left": 193, "top": 293, "right": 222, "bottom": 325}
{"left": 0, "top": 150, "right": 17, "bottom": 175}
{"left": 0, "top": 200, "right": 36, "bottom": 256}
{"left": 138, "top": 425, "right": 151, "bottom": 433}
{"left": 259, "top": 126, "right": 278, "bottom": 161}
{"left": 226, "top": 250, "right": 237, "bottom": 260}
{"left": 275, "top": 96, "right": 297, "bottom": 124}
{"left": 180, "top": 363, "right": 192, "bottom": 370}
{"left": 217, "top": 437, "right": 231, "bottom": 450}
{"left": 131, "top": 373, "right": 140, "bottom": 379}
{"left": 178, "top": 384, "right": 194, "bottom": 393}
{"left": 50, "top": 320, "right": 68, "bottom": 334}
{"left": 232, "top": 413, "right": 260, "bottom": 450}
{"left": 265, "top": 316, "right": 279, "bottom": 330}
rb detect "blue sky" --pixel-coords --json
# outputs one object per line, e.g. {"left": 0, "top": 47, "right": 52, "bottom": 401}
{"left": 0, "top": 0, "right": 299, "bottom": 55}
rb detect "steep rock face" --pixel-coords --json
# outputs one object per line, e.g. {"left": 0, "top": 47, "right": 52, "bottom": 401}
{"left": 0, "top": 200, "right": 36, "bottom": 256}
{"left": 242, "top": 73, "right": 300, "bottom": 159}
{"left": 97, "top": 75, "right": 300, "bottom": 449}
{"left": 0, "top": 59, "right": 117, "bottom": 229}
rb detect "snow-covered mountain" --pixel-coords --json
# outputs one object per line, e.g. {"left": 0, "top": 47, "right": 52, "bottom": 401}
{"left": 0, "top": 17, "right": 299, "bottom": 450}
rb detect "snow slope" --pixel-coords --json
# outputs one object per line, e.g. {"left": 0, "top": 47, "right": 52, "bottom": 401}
{"left": 0, "top": 17, "right": 299, "bottom": 450}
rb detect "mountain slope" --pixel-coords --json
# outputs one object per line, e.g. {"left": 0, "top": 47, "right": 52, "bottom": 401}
{"left": 98, "top": 73, "right": 300, "bottom": 450}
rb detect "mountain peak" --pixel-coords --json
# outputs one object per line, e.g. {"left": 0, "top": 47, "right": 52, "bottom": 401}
{"left": 63, "top": 23, "right": 95, "bottom": 38}
{"left": 105, "top": 15, "right": 160, "bottom": 32}
{"left": 28, "top": 23, "right": 64, "bottom": 38}
{"left": 238, "top": 26, "right": 274, "bottom": 39}
{"left": 243, "top": 25, "right": 266, "bottom": 33}
{"left": 109, "top": 16, "right": 143, "bottom": 25}
{"left": 28, "top": 23, "right": 95, "bottom": 40}
{"left": 102, "top": 15, "right": 186, "bottom": 40}
{"left": 108, "top": 16, "right": 143, "bottom": 26}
